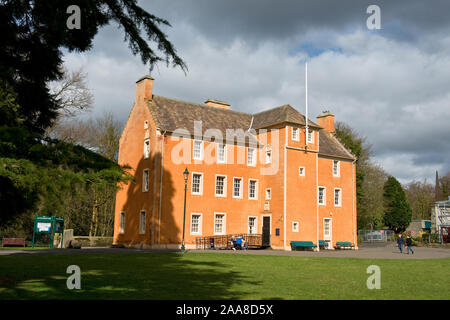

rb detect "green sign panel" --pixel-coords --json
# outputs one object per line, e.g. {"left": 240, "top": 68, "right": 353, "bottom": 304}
{"left": 32, "top": 216, "right": 65, "bottom": 248}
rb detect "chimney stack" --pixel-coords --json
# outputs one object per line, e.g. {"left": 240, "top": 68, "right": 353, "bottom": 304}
{"left": 316, "top": 111, "right": 335, "bottom": 133}
{"left": 136, "top": 75, "right": 154, "bottom": 102}
{"left": 204, "top": 99, "right": 230, "bottom": 110}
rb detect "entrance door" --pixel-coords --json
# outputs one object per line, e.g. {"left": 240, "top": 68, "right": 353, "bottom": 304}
{"left": 262, "top": 216, "right": 271, "bottom": 247}
{"left": 324, "top": 218, "right": 332, "bottom": 248}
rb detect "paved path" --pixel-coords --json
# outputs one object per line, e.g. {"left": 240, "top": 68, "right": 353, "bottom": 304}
{"left": 0, "top": 243, "right": 449, "bottom": 259}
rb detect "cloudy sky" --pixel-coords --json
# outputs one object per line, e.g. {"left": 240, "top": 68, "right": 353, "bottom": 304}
{"left": 63, "top": 0, "right": 450, "bottom": 184}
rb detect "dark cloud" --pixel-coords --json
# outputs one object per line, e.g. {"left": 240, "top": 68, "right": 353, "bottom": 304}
{"left": 144, "top": 0, "right": 450, "bottom": 46}
{"left": 63, "top": 0, "right": 450, "bottom": 182}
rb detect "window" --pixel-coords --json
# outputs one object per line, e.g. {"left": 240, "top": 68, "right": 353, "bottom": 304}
{"left": 142, "top": 169, "right": 149, "bottom": 192}
{"left": 307, "top": 130, "right": 314, "bottom": 143}
{"left": 266, "top": 149, "right": 272, "bottom": 164}
{"left": 139, "top": 211, "right": 146, "bottom": 234}
{"left": 292, "top": 127, "right": 299, "bottom": 141}
{"left": 144, "top": 120, "right": 149, "bottom": 129}
{"left": 292, "top": 221, "right": 299, "bottom": 232}
{"left": 233, "top": 178, "right": 243, "bottom": 198}
{"left": 333, "top": 160, "right": 340, "bottom": 177}
{"left": 248, "top": 217, "right": 257, "bottom": 234}
{"left": 318, "top": 187, "right": 326, "bottom": 205}
{"left": 249, "top": 179, "right": 258, "bottom": 200}
{"left": 191, "top": 173, "right": 203, "bottom": 195}
{"left": 299, "top": 166, "right": 305, "bottom": 176}
{"left": 119, "top": 212, "right": 125, "bottom": 234}
{"left": 217, "top": 144, "right": 226, "bottom": 163}
{"left": 324, "top": 219, "right": 331, "bottom": 237}
{"left": 265, "top": 188, "right": 272, "bottom": 200}
{"left": 247, "top": 147, "right": 256, "bottom": 166}
{"left": 190, "top": 214, "right": 202, "bottom": 235}
{"left": 193, "top": 140, "right": 203, "bottom": 160}
{"left": 214, "top": 213, "right": 226, "bottom": 235}
{"left": 334, "top": 188, "right": 342, "bottom": 207}
{"left": 215, "top": 175, "right": 227, "bottom": 197}
{"left": 144, "top": 138, "right": 150, "bottom": 159}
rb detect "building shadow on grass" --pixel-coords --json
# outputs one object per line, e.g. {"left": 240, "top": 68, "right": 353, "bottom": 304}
{"left": 0, "top": 251, "right": 261, "bottom": 299}
{"left": 1, "top": 150, "right": 263, "bottom": 299}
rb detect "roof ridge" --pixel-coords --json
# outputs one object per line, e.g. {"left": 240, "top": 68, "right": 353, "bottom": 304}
{"left": 152, "top": 95, "right": 252, "bottom": 117}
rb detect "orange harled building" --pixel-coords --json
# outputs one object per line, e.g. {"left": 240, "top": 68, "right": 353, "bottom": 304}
{"left": 113, "top": 76, "right": 357, "bottom": 250}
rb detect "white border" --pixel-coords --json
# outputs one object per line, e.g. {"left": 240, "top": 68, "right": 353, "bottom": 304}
{"left": 190, "top": 213, "right": 202, "bottom": 235}
{"left": 215, "top": 174, "right": 227, "bottom": 198}
{"left": 214, "top": 212, "right": 226, "bottom": 235}
{"left": 191, "top": 172, "right": 203, "bottom": 195}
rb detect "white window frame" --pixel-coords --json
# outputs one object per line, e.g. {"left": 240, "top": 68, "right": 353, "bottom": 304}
{"left": 307, "top": 130, "right": 314, "bottom": 144}
{"left": 318, "top": 186, "right": 326, "bottom": 206}
{"left": 248, "top": 179, "right": 258, "bottom": 200}
{"left": 215, "top": 175, "right": 227, "bottom": 198}
{"left": 247, "top": 147, "right": 256, "bottom": 166}
{"left": 265, "top": 188, "right": 272, "bottom": 200}
{"left": 334, "top": 188, "right": 342, "bottom": 207}
{"left": 191, "top": 172, "right": 203, "bottom": 195}
{"left": 144, "top": 138, "right": 150, "bottom": 159}
{"left": 119, "top": 211, "right": 125, "bottom": 234}
{"left": 217, "top": 143, "right": 227, "bottom": 164}
{"left": 292, "top": 221, "right": 299, "bottom": 232}
{"left": 139, "top": 210, "right": 146, "bottom": 235}
{"left": 233, "top": 177, "right": 243, "bottom": 199}
{"left": 144, "top": 120, "right": 149, "bottom": 129}
{"left": 142, "top": 169, "right": 149, "bottom": 192}
{"left": 333, "top": 160, "right": 340, "bottom": 177}
{"left": 214, "top": 213, "right": 226, "bottom": 235}
{"left": 193, "top": 140, "right": 204, "bottom": 160}
{"left": 292, "top": 127, "right": 299, "bottom": 141}
{"left": 248, "top": 216, "right": 258, "bottom": 234}
{"left": 190, "top": 213, "right": 202, "bottom": 235}
{"left": 298, "top": 166, "right": 305, "bottom": 176}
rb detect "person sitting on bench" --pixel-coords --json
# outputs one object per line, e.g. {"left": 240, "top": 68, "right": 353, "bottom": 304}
{"left": 235, "top": 237, "right": 243, "bottom": 250}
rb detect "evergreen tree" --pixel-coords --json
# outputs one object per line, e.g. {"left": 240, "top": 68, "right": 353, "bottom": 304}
{"left": 0, "top": 0, "right": 186, "bottom": 134}
{"left": 382, "top": 176, "right": 412, "bottom": 233}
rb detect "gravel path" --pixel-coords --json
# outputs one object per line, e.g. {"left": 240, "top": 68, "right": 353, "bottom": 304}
{"left": 1, "top": 243, "right": 449, "bottom": 259}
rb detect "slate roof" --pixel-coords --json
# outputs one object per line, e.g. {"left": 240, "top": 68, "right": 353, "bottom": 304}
{"left": 252, "top": 104, "right": 321, "bottom": 129}
{"left": 146, "top": 95, "right": 355, "bottom": 160}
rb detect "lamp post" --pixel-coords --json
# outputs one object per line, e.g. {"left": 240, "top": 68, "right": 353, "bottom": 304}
{"left": 181, "top": 167, "right": 189, "bottom": 253}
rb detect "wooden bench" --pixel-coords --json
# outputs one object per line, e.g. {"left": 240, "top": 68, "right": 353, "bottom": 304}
{"left": 318, "top": 240, "right": 327, "bottom": 248}
{"left": 2, "top": 238, "right": 26, "bottom": 247}
{"left": 335, "top": 241, "right": 355, "bottom": 250}
{"left": 290, "top": 241, "right": 316, "bottom": 251}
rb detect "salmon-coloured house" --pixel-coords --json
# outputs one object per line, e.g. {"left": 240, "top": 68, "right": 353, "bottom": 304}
{"left": 113, "top": 76, "right": 357, "bottom": 250}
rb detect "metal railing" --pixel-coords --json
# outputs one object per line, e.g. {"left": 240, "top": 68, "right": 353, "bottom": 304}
{"left": 195, "top": 234, "right": 262, "bottom": 250}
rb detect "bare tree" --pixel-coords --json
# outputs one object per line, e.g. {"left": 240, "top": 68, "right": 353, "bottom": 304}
{"left": 48, "top": 67, "right": 94, "bottom": 117}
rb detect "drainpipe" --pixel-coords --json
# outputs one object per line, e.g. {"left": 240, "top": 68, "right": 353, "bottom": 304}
{"left": 158, "top": 130, "right": 166, "bottom": 245}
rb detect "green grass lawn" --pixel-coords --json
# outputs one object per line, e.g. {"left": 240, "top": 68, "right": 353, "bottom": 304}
{"left": 0, "top": 252, "right": 449, "bottom": 300}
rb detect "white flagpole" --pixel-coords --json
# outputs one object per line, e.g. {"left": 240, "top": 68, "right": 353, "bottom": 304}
{"left": 305, "top": 62, "right": 309, "bottom": 147}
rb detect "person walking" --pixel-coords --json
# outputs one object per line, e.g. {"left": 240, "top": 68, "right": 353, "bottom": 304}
{"left": 397, "top": 234, "right": 404, "bottom": 254}
{"left": 406, "top": 235, "right": 414, "bottom": 255}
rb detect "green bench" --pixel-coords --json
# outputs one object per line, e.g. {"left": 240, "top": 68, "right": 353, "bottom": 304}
{"left": 290, "top": 241, "right": 316, "bottom": 251}
{"left": 335, "top": 241, "right": 355, "bottom": 250}
{"left": 318, "top": 240, "right": 327, "bottom": 248}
